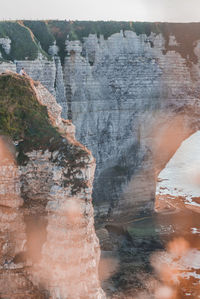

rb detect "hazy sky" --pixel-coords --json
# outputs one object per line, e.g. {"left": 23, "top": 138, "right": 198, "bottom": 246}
{"left": 1, "top": 0, "right": 200, "bottom": 22}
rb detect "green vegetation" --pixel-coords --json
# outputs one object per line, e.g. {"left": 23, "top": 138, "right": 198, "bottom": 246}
{"left": 127, "top": 217, "right": 157, "bottom": 237}
{"left": 46, "top": 21, "right": 200, "bottom": 64}
{"left": 0, "top": 73, "right": 60, "bottom": 161}
{"left": 48, "top": 20, "right": 131, "bottom": 40}
{"left": 0, "top": 21, "right": 200, "bottom": 64}
{"left": 0, "top": 20, "right": 162, "bottom": 61}
{"left": 23, "top": 21, "right": 55, "bottom": 53}
{"left": 0, "top": 73, "right": 88, "bottom": 193}
{"left": 46, "top": 21, "right": 159, "bottom": 63}
{"left": 128, "top": 225, "right": 157, "bottom": 237}
{"left": 0, "top": 21, "right": 43, "bottom": 60}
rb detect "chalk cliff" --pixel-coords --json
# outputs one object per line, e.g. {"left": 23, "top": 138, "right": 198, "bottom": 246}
{"left": 0, "top": 73, "right": 105, "bottom": 299}
{"left": 1, "top": 21, "right": 200, "bottom": 220}
{"left": 61, "top": 29, "right": 200, "bottom": 220}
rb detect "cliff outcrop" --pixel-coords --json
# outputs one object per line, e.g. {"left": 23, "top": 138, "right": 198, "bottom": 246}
{"left": 1, "top": 21, "right": 200, "bottom": 220}
{"left": 0, "top": 73, "right": 105, "bottom": 298}
{"left": 61, "top": 29, "right": 200, "bottom": 220}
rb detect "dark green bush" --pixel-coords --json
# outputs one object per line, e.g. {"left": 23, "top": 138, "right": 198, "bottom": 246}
{"left": 23, "top": 21, "right": 55, "bottom": 54}
{"left": 0, "top": 21, "right": 42, "bottom": 60}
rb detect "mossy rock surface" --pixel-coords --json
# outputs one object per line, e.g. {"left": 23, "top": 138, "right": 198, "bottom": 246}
{"left": 0, "top": 73, "right": 59, "bottom": 152}
{"left": 0, "top": 73, "right": 89, "bottom": 193}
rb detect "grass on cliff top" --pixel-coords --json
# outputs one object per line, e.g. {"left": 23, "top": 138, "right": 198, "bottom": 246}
{"left": 0, "top": 73, "right": 60, "bottom": 157}
{"left": 0, "top": 21, "right": 45, "bottom": 61}
{"left": 0, "top": 73, "right": 88, "bottom": 168}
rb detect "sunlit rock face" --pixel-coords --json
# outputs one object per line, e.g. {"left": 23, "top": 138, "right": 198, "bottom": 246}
{"left": 156, "top": 131, "right": 200, "bottom": 213}
{"left": 0, "top": 74, "right": 105, "bottom": 299}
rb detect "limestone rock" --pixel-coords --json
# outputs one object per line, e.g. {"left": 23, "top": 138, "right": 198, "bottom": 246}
{"left": 2, "top": 27, "right": 200, "bottom": 221}
{"left": 0, "top": 74, "right": 105, "bottom": 299}
{"left": 60, "top": 31, "right": 200, "bottom": 219}
{"left": 0, "top": 37, "right": 11, "bottom": 54}
{"left": 48, "top": 41, "right": 59, "bottom": 56}
{"left": 16, "top": 60, "right": 56, "bottom": 95}
{"left": 0, "top": 62, "right": 16, "bottom": 73}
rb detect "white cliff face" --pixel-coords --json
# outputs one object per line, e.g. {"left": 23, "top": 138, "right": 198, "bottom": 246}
{"left": 20, "top": 148, "right": 104, "bottom": 299}
{"left": 16, "top": 60, "right": 57, "bottom": 95}
{"left": 0, "top": 61, "right": 16, "bottom": 73}
{"left": 48, "top": 41, "right": 59, "bottom": 56}
{"left": 0, "top": 74, "right": 105, "bottom": 299}
{"left": 0, "top": 37, "right": 11, "bottom": 54}
{"left": 31, "top": 80, "right": 105, "bottom": 298}
{"left": 0, "top": 137, "right": 26, "bottom": 272}
{"left": 1, "top": 29, "right": 200, "bottom": 220}
{"left": 61, "top": 31, "right": 200, "bottom": 218}
{"left": 54, "top": 56, "right": 66, "bottom": 109}
{"left": 0, "top": 57, "right": 66, "bottom": 109}
{"left": 156, "top": 131, "right": 200, "bottom": 213}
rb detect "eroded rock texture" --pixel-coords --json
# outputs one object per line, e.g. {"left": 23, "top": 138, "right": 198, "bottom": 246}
{"left": 2, "top": 24, "right": 200, "bottom": 220}
{"left": 61, "top": 31, "right": 200, "bottom": 220}
{"left": 0, "top": 74, "right": 105, "bottom": 299}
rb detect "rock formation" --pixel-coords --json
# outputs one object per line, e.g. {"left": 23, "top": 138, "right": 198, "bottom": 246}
{"left": 0, "top": 37, "right": 11, "bottom": 54}
{"left": 156, "top": 130, "right": 200, "bottom": 213}
{"left": 62, "top": 30, "right": 200, "bottom": 220}
{"left": 1, "top": 21, "right": 200, "bottom": 220}
{"left": 0, "top": 73, "right": 105, "bottom": 298}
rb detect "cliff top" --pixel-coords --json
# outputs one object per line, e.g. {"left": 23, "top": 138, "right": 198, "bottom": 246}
{"left": 0, "top": 73, "right": 90, "bottom": 191}
{"left": 0, "top": 21, "right": 50, "bottom": 61}
{"left": 1, "top": 21, "right": 200, "bottom": 63}
{"left": 0, "top": 72, "right": 61, "bottom": 162}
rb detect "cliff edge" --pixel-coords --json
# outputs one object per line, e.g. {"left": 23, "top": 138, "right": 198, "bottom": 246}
{"left": 0, "top": 73, "right": 105, "bottom": 298}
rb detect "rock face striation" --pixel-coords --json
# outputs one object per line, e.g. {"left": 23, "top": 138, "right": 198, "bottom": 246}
{"left": 2, "top": 22, "right": 200, "bottom": 220}
{"left": 0, "top": 73, "right": 105, "bottom": 299}
{"left": 61, "top": 30, "right": 200, "bottom": 219}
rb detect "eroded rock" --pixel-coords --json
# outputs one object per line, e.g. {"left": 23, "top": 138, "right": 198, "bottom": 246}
{"left": 0, "top": 73, "right": 105, "bottom": 299}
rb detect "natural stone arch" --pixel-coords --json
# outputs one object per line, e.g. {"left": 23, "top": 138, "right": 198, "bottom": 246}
{"left": 150, "top": 109, "right": 200, "bottom": 213}
{"left": 107, "top": 104, "right": 200, "bottom": 221}
{"left": 156, "top": 130, "right": 200, "bottom": 213}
